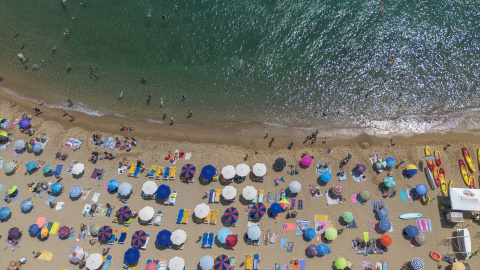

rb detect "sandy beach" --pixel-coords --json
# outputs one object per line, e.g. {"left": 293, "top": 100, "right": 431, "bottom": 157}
{"left": 0, "top": 89, "right": 479, "bottom": 270}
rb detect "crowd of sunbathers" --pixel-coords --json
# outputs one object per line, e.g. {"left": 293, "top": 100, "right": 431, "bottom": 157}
{"left": 35, "top": 135, "right": 48, "bottom": 143}
{"left": 309, "top": 185, "right": 321, "bottom": 197}
{"left": 28, "top": 180, "right": 51, "bottom": 194}
{"left": 55, "top": 152, "right": 68, "bottom": 160}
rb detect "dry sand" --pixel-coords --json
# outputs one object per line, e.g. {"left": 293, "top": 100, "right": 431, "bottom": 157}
{"left": 0, "top": 90, "right": 479, "bottom": 270}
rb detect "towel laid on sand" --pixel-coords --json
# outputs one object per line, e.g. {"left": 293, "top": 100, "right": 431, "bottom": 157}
{"left": 295, "top": 219, "right": 310, "bottom": 236}
{"left": 416, "top": 219, "right": 432, "bottom": 232}
{"left": 351, "top": 194, "right": 358, "bottom": 204}
{"left": 91, "top": 192, "right": 100, "bottom": 203}
{"left": 400, "top": 190, "right": 408, "bottom": 201}
{"left": 370, "top": 201, "right": 386, "bottom": 213}
{"left": 326, "top": 191, "right": 342, "bottom": 205}
{"left": 351, "top": 171, "right": 366, "bottom": 182}
{"left": 267, "top": 192, "right": 276, "bottom": 203}
{"left": 280, "top": 237, "right": 287, "bottom": 248}
{"left": 55, "top": 201, "right": 64, "bottom": 210}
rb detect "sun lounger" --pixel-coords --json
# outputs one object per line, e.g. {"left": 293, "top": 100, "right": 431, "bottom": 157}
{"left": 214, "top": 189, "right": 221, "bottom": 203}
{"left": 169, "top": 167, "right": 176, "bottom": 180}
{"left": 154, "top": 211, "right": 163, "bottom": 226}
{"left": 176, "top": 209, "right": 185, "bottom": 223}
{"left": 253, "top": 254, "right": 260, "bottom": 270}
{"left": 209, "top": 189, "right": 215, "bottom": 203}
{"left": 140, "top": 234, "right": 150, "bottom": 250}
{"left": 155, "top": 166, "right": 164, "bottom": 179}
{"left": 133, "top": 165, "right": 141, "bottom": 178}
{"left": 148, "top": 165, "right": 157, "bottom": 178}
{"left": 54, "top": 165, "right": 63, "bottom": 176}
{"left": 210, "top": 209, "right": 218, "bottom": 225}
{"left": 203, "top": 210, "right": 212, "bottom": 224}
{"left": 124, "top": 216, "right": 134, "bottom": 227}
{"left": 258, "top": 190, "right": 264, "bottom": 203}
{"left": 253, "top": 238, "right": 259, "bottom": 245}
{"left": 201, "top": 232, "right": 209, "bottom": 248}
{"left": 163, "top": 167, "right": 170, "bottom": 180}
{"left": 108, "top": 229, "right": 117, "bottom": 245}
{"left": 118, "top": 228, "right": 127, "bottom": 244}
{"left": 82, "top": 204, "right": 91, "bottom": 216}
{"left": 181, "top": 209, "right": 189, "bottom": 224}
{"left": 246, "top": 254, "right": 253, "bottom": 270}
{"left": 251, "top": 193, "right": 258, "bottom": 204}
{"left": 169, "top": 191, "right": 177, "bottom": 205}
{"left": 158, "top": 259, "right": 166, "bottom": 270}
{"left": 127, "top": 163, "right": 136, "bottom": 176}
{"left": 212, "top": 168, "right": 219, "bottom": 181}
{"left": 101, "top": 255, "right": 112, "bottom": 270}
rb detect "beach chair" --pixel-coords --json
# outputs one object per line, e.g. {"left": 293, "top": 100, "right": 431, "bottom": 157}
{"left": 154, "top": 211, "right": 163, "bottom": 226}
{"left": 158, "top": 259, "right": 166, "bottom": 270}
{"left": 210, "top": 209, "right": 218, "bottom": 225}
{"left": 163, "top": 167, "right": 170, "bottom": 180}
{"left": 155, "top": 166, "right": 164, "bottom": 180}
{"left": 203, "top": 210, "right": 212, "bottom": 224}
{"left": 212, "top": 168, "right": 219, "bottom": 181}
{"left": 253, "top": 238, "right": 259, "bottom": 246}
{"left": 181, "top": 209, "right": 189, "bottom": 224}
{"left": 298, "top": 259, "right": 306, "bottom": 270}
{"left": 230, "top": 257, "right": 236, "bottom": 270}
{"left": 258, "top": 190, "right": 264, "bottom": 203}
{"left": 124, "top": 216, "right": 134, "bottom": 227}
{"left": 169, "top": 191, "right": 177, "bottom": 205}
{"left": 201, "top": 232, "right": 209, "bottom": 248}
{"left": 246, "top": 254, "right": 253, "bottom": 270}
{"left": 251, "top": 193, "right": 258, "bottom": 204}
{"left": 118, "top": 228, "right": 127, "bottom": 244}
{"left": 169, "top": 167, "right": 176, "bottom": 180}
{"left": 108, "top": 229, "right": 117, "bottom": 245}
{"left": 176, "top": 209, "right": 185, "bottom": 223}
{"left": 148, "top": 165, "right": 157, "bottom": 178}
{"left": 140, "top": 234, "right": 150, "bottom": 250}
{"left": 253, "top": 254, "right": 260, "bottom": 270}
{"left": 127, "top": 163, "right": 136, "bottom": 176}
{"left": 132, "top": 165, "right": 141, "bottom": 178}
{"left": 209, "top": 189, "right": 215, "bottom": 203}
{"left": 214, "top": 189, "right": 221, "bottom": 203}
{"left": 207, "top": 232, "right": 214, "bottom": 247}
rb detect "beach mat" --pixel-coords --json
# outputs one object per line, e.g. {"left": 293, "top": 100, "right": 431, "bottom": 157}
{"left": 351, "top": 171, "right": 366, "bottom": 182}
{"left": 326, "top": 191, "right": 342, "bottom": 205}
{"left": 286, "top": 242, "right": 294, "bottom": 252}
{"left": 103, "top": 183, "right": 109, "bottom": 194}
{"left": 81, "top": 189, "right": 91, "bottom": 200}
{"left": 45, "top": 196, "right": 57, "bottom": 205}
{"left": 91, "top": 192, "right": 100, "bottom": 203}
{"left": 50, "top": 222, "right": 60, "bottom": 234}
{"left": 400, "top": 190, "right": 408, "bottom": 201}
{"left": 314, "top": 221, "right": 327, "bottom": 234}
{"left": 5, "top": 237, "right": 21, "bottom": 249}
{"left": 315, "top": 215, "right": 327, "bottom": 222}
{"left": 295, "top": 219, "right": 310, "bottom": 236}
{"left": 351, "top": 194, "right": 358, "bottom": 204}
{"left": 361, "top": 261, "right": 373, "bottom": 270}
{"left": 370, "top": 201, "right": 386, "bottom": 213}
{"left": 280, "top": 237, "right": 287, "bottom": 248}
{"left": 54, "top": 165, "right": 63, "bottom": 176}
{"left": 55, "top": 201, "right": 64, "bottom": 210}
{"left": 36, "top": 217, "right": 47, "bottom": 228}
{"left": 47, "top": 221, "right": 54, "bottom": 231}
{"left": 416, "top": 219, "right": 432, "bottom": 232}
{"left": 38, "top": 137, "right": 50, "bottom": 149}
{"left": 346, "top": 219, "right": 358, "bottom": 228}
{"left": 283, "top": 223, "right": 296, "bottom": 231}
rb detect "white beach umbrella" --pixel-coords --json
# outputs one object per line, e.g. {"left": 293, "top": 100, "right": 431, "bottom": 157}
{"left": 242, "top": 186, "right": 257, "bottom": 200}
{"left": 221, "top": 165, "right": 236, "bottom": 179}
{"left": 69, "top": 245, "right": 85, "bottom": 264}
{"left": 118, "top": 182, "right": 133, "bottom": 196}
{"left": 170, "top": 229, "right": 187, "bottom": 245}
{"left": 236, "top": 163, "right": 250, "bottom": 177}
{"left": 222, "top": 186, "right": 237, "bottom": 200}
{"left": 85, "top": 253, "right": 103, "bottom": 269}
{"left": 138, "top": 206, "right": 155, "bottom": 221}
{"left": 289, "top": 181, "right": 302, "bottom": 193}
{"left": 247, "top": 226, "right": 261, "bottom": 240}
{"left": 194, "top": 203, "right": 210, "bottom": 219}
{"left": 14, "top": 140, "right": 25, "bottom": 151}
{"left": 168, "top": 256, "right": 185, "bottom": 270}
{"left": 142, "top": 181, "right": 157, "bottom": 195}
{"left": 199, "top": 255, "right": 215, "bottom": 270}
{"left": 71, "top": 163, "right": 85, "bottom": 175}
{"left": 253, "top": 163, "right": 267, "bottom": 177}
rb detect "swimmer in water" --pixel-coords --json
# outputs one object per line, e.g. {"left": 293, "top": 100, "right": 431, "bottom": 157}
{"left": 159, "top": 98, "right": 164, "bottom": 107}
{"left": 379, "top": 6, "right": 386, "bottom": 15}
{"left": 147, "top": 9, "right": 151, "bottom": 18}
{"left": 239, "top": 57, "right": 243, "bottom": 68}
{"left": 64, "top": 29, "right": 69, "bottom": 36}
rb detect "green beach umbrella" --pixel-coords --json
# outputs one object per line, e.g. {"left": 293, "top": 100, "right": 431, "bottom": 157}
{"left": 43, "top": 165, "right": 52, "bottom": 173}
{"left": 334, "top": 257, "right": 347, "bottom": 269}
{"left": 342, "top": 211, "right": 354, "bottom": 223}
{"left": 7, "top": 186, "right": 17, "bottom": 195}
{"left": 4, "top": 162, "right": 15, "bottom": 174}
{"left": 325, "top": 227, "right": 338, "bottom": 241}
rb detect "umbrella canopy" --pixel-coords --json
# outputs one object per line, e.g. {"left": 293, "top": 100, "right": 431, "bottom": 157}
{"left": 14, "top": 139, "right": 26, "bottom": 151}
{"left": 124, "top": 248, "right": 140, "bottom": 265}
{"left": 236, "top": 163, "right": 250, "bottom": 177}
{"left": 139, "top": 206, "right": 155, "bottom": 221}
{"left": 274, "top": 158, "right": 287, "bottom": 171}
{"left": 89, "top": 225, "right": 99, "bottom": 236}
{"left": 334, "top": 257, "right": 347, "bottom": 269}
{"left": 217, "top": 228, "right": 233, "bottom": 244}
{"left": 242, "top": 186, "right": 257, "bottom": 200}
{"left": 270, "top": 203, "right": 282, "bottom": 215}
{"left": 43, "top": 165, "right": 52, "bottom": 173}
{"left": 332, "top": 184, "right": 344, "bottom": 196}
{"left": 39, "top": 226, "right": 49, "bottom": 239}
{"left": 376, "top": 159, "right": 387, "bottom": 170}
{"left": 289, "top": 181, "right": 302, "bottom": 193}
{"left": 116, "top": 206, "right": 132, "bottom": 222}
{"left": 380, "top": 235, "right": 392, "bottom": 247}
{"left": 28, "top": 139, "right": 36, "bottom": 147}
{"left": 379, "top": 219, "right": 392, "bottom": 231}
{"left": 317, "top": 243, "right": 331, "bottom": 255}
{"left": 51, "top": 182, "right": 62, "bottom": 194}
{"left": 181, "top": 164, "right": 196, "bottom": 178}
{"left": 171, "top": 229, "right": 187, "bottom": 245}
{"left": 29, "top": 224, "right": 39, "bottom": 236}
{"left": 98, "top": 226, "right": 113, "bottom": 241}
{"left": 355, "top": 164, "right": 366, "bottom": 173}
{"left": 301, "top": 156, "right": 312, "bottom": 167}
{"left": 304, "top": 228, "right": 316, "bottom": 240}
{"left": 195, "top": 203, "right": 210, "bottom": 219}
{"left": 222, "top": 186, "right": 237, "bottom": 200}
{"left": 156, "top": 229, "right": 172, "bottom": 246}
{"left": 451, "top": 262, "right": 466, "bottom": 270}
{"left": 18, "top": 118, "right": 30, "bottom": 128}
{"left": 71, "top": 163, "right": 85, "bottom": 175}
{"left": 146, "top": 262, "right": 157, "bottom": 270}
{"left": 8, "top": 227, "right": 20, "bottom": 239}
{"left": 221, "top": 165, "right": 236, "bottom": 179}
{"left": 225, "top": 234, "right": 238, "bottom": 248}
{"left": 58, "top": 226, "right": 70, "bottom": 239}
{"left": 250, "top": 203, "right": 266, "bottom": 219}
{"left": 132, "top": 230, "right": 147, "bottom": 247}
{"left": 405, "top": 225, "right": 419, "bottom": 237}
{"left": 33, "top": 143, "right": 42, "bottom": 153}
{"left": 169, "top": 257, "right": 185, "bottom": 270}
{"left": 118, "top": 182, "right": 133, "bottom": 196}
{"left": 224, "top": 207, "right": 239, "bottom": 224}
{"left": 342, "top": 212, "right": 354, "bottom": 223}
{"left": 385, "top": 157, "right": 396, "bottom": 167}
{"left": 0, "top": 130, "right": 8, "bottom": 141}
{"left": 215, "top": 255, "right": 231, "bottom": 270}
{"left": 25, "top": 161, "right": 36, "bottom": 171}
{"left": 415, "top": 233, "right": 426, "bottom": 245}
{"left": 69, "top": 246, "right": 85, "bottom": 264}
{"left": 252, "top": 163, "right": 266, "bottom": 177}
{"left": 415, "top": 184, "right": 428, "bottom": 196}
{"left": 201, "top": 165, "right": 216, "bottom": 180}
{"left": 142, "top": 181, "right": 157, "bottom": 195}
{"left": 359, "top": 189, "right": 371, "bottom": 201}
{"left": 325, "top": 227, "right": 338, "bottom": 241}
{"left": 4, "top": 162, "right": 15, "bottom": 173}
{"left": 20, "top": 199, "right": 33, "bottom": 212}
{"left": 278, "top": 198, "right": 290, "bottom": 210}
{"left": 108, "top": 179, "right": 119, "bottom": 191}
{"left": 320, "top": 171, "right": 332, "bottom": 182}
{"left": 307, "top": 244, "right": 319, "bottom": 256}
{"left": 86, "top": 253, "right": 103, "bottom": 269}
{"left": 200, "top": 255, "right": 215, "bottom": 270}
{"left": 411, "top": 257, "right": 424, "bottom": 270}
{"left": 384, "top": 176, "right": 395, "bottom": 188}
{"left": 407, "top": 164, "right": 418, "bottom": 175}
{"left": 69, "top": 186, "right": 82, "bottom": 198}
{"left": 156, "top": 184, "right": 171, "bottom": 199}
{"left": 247, "top": 226, "right": 261, "bottom": 240}
{"left": 0, "top": 206, "right": 11, "bottom": 220}
{"left": 378, "top": 209, "right": 389, "bottom": 219}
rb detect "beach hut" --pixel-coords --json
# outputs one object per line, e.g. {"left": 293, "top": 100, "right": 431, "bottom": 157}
{"left": 225, "top": 234, "right": 238, "bottom": 248}
{"left": 69, "top": 246, "right": 85, "bottom": 264}
{"left": 156, "top": 184, "right": 171, "bottom": 199}
{"left": 98, "top": 226, "right": 113, "bottom": 241}
{"left": 29, "top": 224, "right": 39, "bottom": 236}
{"left": 334, "top": 257, "right": 347, "bottom": 270}
{"left": 320, "top": 171, "right": 332, "bottom": 183}
{"left": 168, "top": 257, "right": 185, "bottom": 270}
{"left": 289, "top": 181, "right": 302, "bottom": 193}
{"left": 0, "top": 206, "right": 11, "bottom": 220}
{"left": 304, "top": 228, "right": 316, "bottom": 240}
{"left": 317, "top": 244, "right": 331, "bottom": 256}
{"left": 221, "top": 165, "right": 235, "bottom": 180}
{"left": 71, "top": 163, "right": 85, "bottom": 175}
{"left": 20, "top": 199, "right": 33, "bottom": 212}
{"left": 199, "top": 255, "right": 215, "bottom": 270}
{"left": 58, "top": 226, "right": 70, "bottom": 239}
{"left": 217, "top": 228, "right": 233, "bottom": 244}
{"left": 139, "top": 206, "right": 154, "bottom": 221}
{"left": 215, "top": 255, "right": 230, "bottom": 270}
{"left": 300, "top": 156, "right": 312, "bottom": 167}
{"left": 156, "top": 229, "right": 172, "bottom": 246}
{"left": 85, "top": 253, "right": 103, "bottom": 270}
{"left": 307, "top": 244, "right": 318, "bottom": 256}
{"left": 246, "top": 226, "right": 261, "bottom": 241}
{"left": 411, "top": 257, "right": 424, "bottom": 270}
{"left": 107, "top": 179, "right": 119, "bottom": 192}
{"left": 142, "top": 180, "right": 157, "bottom": 196}
{"left": 252, "top": 163, "right": 267, "bottom": 177}
{"left": 250, "top": 203, "right": 266, "bottom": 219}
{"left": 380, "top": 235, "right": 392, "bottom": 247}
{"left": 274, "top": 157, "right": 287, "bottom": 171}
{"left": 222, "top": 186, "right": 237, "bottom": 201}
{"left": 124, "top": 248, "right": 140, "bottom": 265}
{"left": 224, "top": 207, "right": 239, "bottom": 225}
{"left": 132, "top": 230, "right": 147, "bottom": 247}
{"left": 194, "top": 203, "right": 210, "bottom": 219}
{"left": 242, "top": 186, "right": 257, "bottom": 200}
{"left": 118, "top": 182, "right": 133, "bottom": 196}
{"left": 405, "top": 225, "right": 419, "bottom": 237}
{"left": 116, "top": 206, "right": 132, "bottom": 222}
{"left": 269, "top": 203, "right": 282, "bottom": 215}
{"left": 181, "top": 164, "right": 196, "bottom": 179}
{"left": 201, "top": 165, "right": 216, "bottom": 180}
{"left": 69, "top": 186, "right": 82, "bottom": 199}
{"left": 236, "top": 163, "right": 250, "bottom": 177}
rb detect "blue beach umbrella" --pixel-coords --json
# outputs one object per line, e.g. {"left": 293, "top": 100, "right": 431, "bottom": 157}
{"left": 385, "top": 157, "right": 396, "bottom": 168}
{"left": 411, "top": 257, "right": 424, "bottom": 270}
{"left": 304, "top": 228, "right": 316, "bottom": 240}
{"left": 384, "top": 176, "right": 395, "bottom": 188}
{"left": 378, "top": 208, "right": 388, "bottom": 219}
{"left": 379, "top": 219, "right": 392, "bottom": 231}
{"left": 317, "top": 244, "right": 331, "bottom": 255}
{"left": 405, "top": 225, "right": 419, "bottom": 237}
{"left": 18, "top": 118, "right": 30, "bottom": 128}
{"left": 224, "top": 207, "right": 239, "bottom": 224}
{"left": 269, "top": 203, "right": 282, "bottom": 215}
{"left": 181, "top": 164, "right": 196, "bottom": 178}
{"left": 156, "top": 184, "right": 171, "bottom": 199}
{"left": 415, "top": 184, "right": 428, "bottom": 196}
{"left": 28, "top": 224, "right": 39, "bottom": 236}
{"left": 116, "top": 206, "right": 132, "bottom": 222}
{"left": 201, "top": 165, "right": 216, "bottom": 180}
{"left": 108, "top": 179, "right": 119, "bottom": 191}
{"left": 69, "top": 186, "right": 82, "bottom": 198}
{"left": 250, "top": 203, "right": 266, "bottom": 219}
{"left": 0, "top": 207, "right": 11, "bottom": 220}
{"left": 20, "top": 199, "right": 33, "bottom": 212}
{"left": 124, "top": 248, "right": 140, "bottom": 265}
{"left": 217, "top": 228, "right": 233, "bottom": 244}
{"left": 214, "top": 255, "right": 230, "bottom": 270}
{"left": 320, "top": 171, "right": 332, "bottom": 182}
{"left": 199, "top": 255, "right": 215, "bottom": 270}
{"left": 33, "top": 143, "right": 42, "bottom": 153}
{"left": 51, "top": 183, "right": 62, "bottom": 194}
{"left": 98, "top": 226, "right": 113, "bottom": 241}
{"left": 118, "top": 182, "right": 132, "bottom": 196}
{"left": 43, "top": 165, "right": 52, "bottom": 174}
{"left": 156, "top": 229, "right": 172, "bottom": 246}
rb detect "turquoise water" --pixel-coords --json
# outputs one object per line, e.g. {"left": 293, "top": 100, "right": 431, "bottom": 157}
{"left": 1, "top": 0, "right": 480, "bottom": 136}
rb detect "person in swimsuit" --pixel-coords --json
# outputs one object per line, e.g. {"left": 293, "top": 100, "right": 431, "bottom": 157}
{"left": 147, "top": 9, "right": 152, "bottom": 18}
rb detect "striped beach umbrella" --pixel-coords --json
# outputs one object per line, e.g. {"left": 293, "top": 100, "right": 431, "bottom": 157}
{"left": 360, "top": 189, "right": 371, "bottom": 201}
{"left": 332, "top": 184, "right": 344, "bottom": 196}
{"left": 379, "top": 219, "right": 391, "bottom": 231}
{"left": 69, "top": 246, "right": 85, "bottom": 264}
{"left": 224, "top": 207, "right": 239, "bottom": 224}
{"left": 411, "top": 257, "right": 424, "bottom": 270}
{"left": 407, "top": 164, "right": 418, "bottom": 175}
{"left": 201, "top": 165, "right": 216, "bottom": 180}
{"left": 289, "top": 181, "right": 302, "bottom": 193}
{"left": 181, "top": 164, "right": 196, "bottom": 178}
{"left": 214, "top": 255, "right": 230, "bottom": 270}
{"left": 132, "top": 230, "right": 147, "bottom": 247}
{"left": 116, "top": 206, "right": 132, "bottom": 222}
{"left": 278, "top": 198, "right": 290, "bottom": 210}
{"left": 250, "top": 203, "right": 266, "bottom": 219}
{"left": 376, "top": 159, "right": 387, "bottom": 170}
{"left": 98, "top": 226, "right": 113, "bottom": 241}
{"left": 4, "top": 162, "right": 15, "bottom": 173}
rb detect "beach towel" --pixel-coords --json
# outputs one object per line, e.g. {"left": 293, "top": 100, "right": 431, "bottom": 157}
{"left": 55, "top": 201, "right": 64, "bottom": 210}
{"left": 0, "top": 144, "right": 7, "bottom": 150}
{"left": 104, "top": 183, "right": 109, "bottom": 194}
{"left": 351, "top": 171, "right": 366, "bottom": 182}
{"left": 65, "top": 161, "right": 76, "bottom": 174}
{"left": 286, "top": 242, "right": 294, "bottom": 252}
{"left": 90, "top": 168, "right": 99, "bottom": 179}
{"left": 50, "top": 222, "right": 60, "bottom": 234}
{"left": 99, "top": 208, "right": 108, "bottom": 217}
{"left": 267, "top": 192, "right": 276, "bottom": 203}
{"left": 351, "top": 194, "right": 358, "bottom": 204}
{"left": 82, "top": 204, "right": 91, "bottom": 215}
{"left": 38, "top": 137, "right": 50, "bottom": 149}
{"left": 54, "top": 165, "right": 63, "bottom": 176}
{"left": 326, "top": 191, "right": 342, "bottom": 205}
{"left": 5, "top": 237, "right": 21, "bottom": 249}
{"left": 105, "top": 207, "right": 113, "bottom": 217}
{"left": 416, "top": 219, "right": 432, "bottom": 232}
{"left": 3, "top": 190, "right": 21, "bottom": 204}
{"left": 363, "top": 232, "right": 369, "bottom": 242}
{"left": 47, "top": 221, "right": 54, "bottom": 231}
{"left": 36, "top": 217, "right": 47, "bottom": 228}
{"left": 0, "top": 185, "right": 2, "bottom": 193}
{"left": 185, "top": 153, "right": 191, "bottom": 160}
{"left": 346, "top": 219, "right": 358, "bottom": 229}
{"left": 279, "top": 192, "right": 288, "bottom": 200}
{"left": 339, "top": 173, "right": 346, "bottom": 181}
{"left": 370, "top": 201, "right": 386, "bottom": 213}
{"left": 298, "top": 200, "right": 303, "bottom": 210}
{"left": 283, "top": 223, "right": 296, "bottom": 231}
{"left": 280, "top": 237, "right": 287, "bottom": 248}
{"left": 400, "top": 190, "right": 408, "bottom": 201}
{"left": 0, "top": 119, "right": 9, "bottom": 129}
{"left": 406, "top": 189, "right": 412, "bottom": 199}
{"left": 65, "top": 138, "right": 83, "bottom": 149}
{"left": 295, "top": 219, "right": 310, "bottom": 236}
{"left": 105, "top": 137, "right": 115, "bottom": 150}
{"left": 315, "top": 162, "right": 331, "bottom": 175}
{"left": 314, "top": 221, "right": 327, "bottom": 234}
{"left": 315, "top": 215, "right": 327, "bottom": 222}
{"left": 81, "top": 189, "right": 91, "bottom": 200}
{"left": 361, "top": 261, "right": 373, "bottom": 270}
{"left": 45, "top": 195, "right": 57, "bottom": 205}
{"left": 67, "top": 231, "right": 75, "bottom": 240}
{"left": 0, "top": 160, "right": 3, "bottom": 169}
{"left": 290, "top": 199, "right": 296, "bottom": 210}
{"left": 281, "top": 265, "right": 288, "bottom": 270}
{"left": 91, "top": 192, "right": 101, "bottom": 203}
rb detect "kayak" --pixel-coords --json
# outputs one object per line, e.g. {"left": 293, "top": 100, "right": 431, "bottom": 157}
{"left": 459, "top": 159, "right": 470, "bottom": 187}
{"left": 440, "top": 168, "right": 447, "bottom": 196}
{"left": 430, "top": 251, "right": 441, "bottom": 261}
{"left": 478, "top": 148, "right": 480, "bottom": 170}
{"left": 399, "top": 213, "right": 422, "bottom": 219}
{"left": 449, "top": 180, "right": 454, "bottom": 190}
{"left": 434, "top": 149, "right": 441, "bottom": 166}
{"left": 425, "top": 146, "right": 435, "bottom": 172}
{"left": 463, "top": 147, "right": 475, "bottom": 172}
{"left": 469, "top": 174, "right": 475, "bottom": 189}
{"left": 433, "top": 167, "right": 440, "bottom": 187}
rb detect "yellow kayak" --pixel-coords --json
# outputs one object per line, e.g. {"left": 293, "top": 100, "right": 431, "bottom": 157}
{"left": 462, "top": 147, "right": 475, "bottom": 172}
{"left": 425, "top": 146, "right": 435, "bottom": 171}
{"left": 459, "top": 159, "right": 470, "bottom": 187}
{"left": 440, "top": 168, "right": 447, "bottom": 196}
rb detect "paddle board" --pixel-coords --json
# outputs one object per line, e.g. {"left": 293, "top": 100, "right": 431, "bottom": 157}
{"left": 399, "top": 213, "right": 422, "bottom": 219}
{"left": 425, "top": 166, "right": 436, "bottom": 190}
{"left": 457, "top": 228, "right": 472, "bottom": 258}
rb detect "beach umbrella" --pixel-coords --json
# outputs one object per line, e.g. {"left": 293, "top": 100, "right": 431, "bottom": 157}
{"left": 332, "top": 184, "right": 344, "bottom": 196}
{"left": 195, "top": 203, "right": 210, "bottom": 219}
{"left": 320, "top": 171, "right": 332, "bottom": 182}
{"left": 225, "top": 234, "right": 238, "bottom": 248}
{"left": 379, "top": 219, "right": 392, "bottom": 231}
{"left": 224, "top": 207, "right": 239, "bottom": 224}
{"left": 8, "top": 227, "right": 20, "bottom": 239}
{"left": 71, "top": 163, "right": 85, "bottom": 175}
{"left": 415, "top": 233, "right": 427, "bottom": 245}
{"left": 0, "top": 207, "right": 11, "bottom": 220}
{"left": 270, "top": 203, "right": 282, "bottom": 215}
{"left": 325, "top": 227, "right": 338, "bottom": 241}
{"left": 236, "top": 163, "right": 250, "bottom": 177}
{"left": 385, "top": 157, "right": 396, "bottom": 167}
{"left": 380, "top": 235, "right": 392, "bottom": 247}
{"left": 384, "top": 176, "right": 395, "bottom": 188}
{"left": 376, "top": 159, "right": 387, "bottom": 170}
{"left": 217, "top": 228, "right": 232, "bottom": 244}
{"left": 253, "top": 163, "right": 267, "bottom": 177}
{"left": 69, "top": 186, "right": 82, "bottom": 198}
{"left": 201, "top": 165, "right": 216, "bottom": 180}
{"left": 108, "top": 179, "right": 119, "bottom": 191}
{"left": 411, "top": 257, "right": 424, "bottom": 270}
{"left": 214, "top": 255, "right": 230, "bottom": 270}
{"left": 171, "top": 229, "right": 187, "bottom": 245}
{"left": 98, "top": 226, "right": 113, "bottom": 241}
{"left": 301, "top": 156, "right": 312, "bottom": 167}
{"left": 415, "top": 184, "right": 428, "bottom": 196}
{"left": 139, "top": 206, "right": 155, "bottom": 221}
{"left": 85, "top": 253, "right": 103, "bottom": 270}
{"left": 51, "top": 182, "right": 62, "bottom": 194}
{"left": 334, "top": 257, "right": 347, "bottom": 270}
{"left": 359, "top": 189, "right": 371, "bottom": 201}
{"left": 142, "top": 180, "right": 157, "bottom": 195}
{"left": 242, "top": 186, "right": 257, "bottom": 200}
{"left": 405, "top": 225, "right": 419, "bottom": 237}
{"left": 317, "top": 243, "right": 331, "bottom": 255}
{"left": 19, "top": 118, "right": 30, "bottom": 128}
{"left": 58, "top": 226, "right": 70, "bottom": 239}
{"left": 200, "top": 255, "right": 215, "bottom": 270}
{"left": 250, "top": 203, "right": 266, "bottom": 219}
{"left": 156, "top": 184, "right": 171, "bottom": 199}
{"left": 278, "top": 198, "right": 290, "bottom": 210}
{"left": 118, "top": 182, "right": 132, "bottom": 196}
{"left": 156, "top": 229, "right": 172, "bottom": 246}
{"left": 289, "top": 181, "right": 302, "bottom": 193}
{"left": 116, "top": 206, "right": 132, "bottom": 222}
{"left": 168, "top": 256, "right": 185, "bottom": 270}
{"left": 307, "top": 244, "right": 319, "bottom": 256}
{"left": 222, "top": 186, "right": 237, "bottom": 200}
{"left": 355, "top": 164, "right": 366, "bottom": 173}
{"left": 407, "top": 164, "right": 418, "bottom": 175}
{"left": 14, "top": 140, "right": 26, "bottom": 151}
{"left": 274, "top": 158, "right": 287, "bottom": 171}
{"left": 43, "top": 165, "right": 52, "bottom": 173}
{"left": 247, "top": 226, "right": 261, "bottom": 240}
{"left": 4, "top": 162, "right": 15, "bottom": 173}
{"left": 451, "top": 262, "right": 466, "bottom": 270}
{"left": 29, "top": 224, "right": 39, "bottom": 236}
{"left": 33, "top": 143, "right": 42, "bottom": 153}
{"left": 132, "top": 230, "right": 147, "bottom": 247}
{"left": 28, "top": 139, "right": 36, "bottom": 147}
{"left": 69, "top": 246, "right": 85, "bottom": 264}
{"left": 89, "top": 225, "right": 99, "bottom": 236}
{"left": 7, "top": 186, "right": 17, "bottom": 195}
{"left": 146, "top": 262, "right": 157, "bottom": 270}
{"left": 342, "top": 211, "right": 354, "bottom": 223}
{"left": 40, "top": 226, "right": 49, "bottom": 239}
{"left": 378, "top": 208, "right": 388, "bottom": 219}
{"left": 221, "top": 165, "right": 235, "bottom": 179}
{"left": 304, "top": 228, "right": 316, "bottom": 240}
{"left": 20, "top": 199, "right": 33, "bottom": 212}
{"left": 181, "top": 164, "right": 196, "bottom": 178}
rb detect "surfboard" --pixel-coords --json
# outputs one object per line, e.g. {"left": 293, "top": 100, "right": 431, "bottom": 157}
{"left": 399, "top": 213, "right": 422, "bottom": 219}
{"left": 425, "top": 166, "right": 436, "bottom": 190}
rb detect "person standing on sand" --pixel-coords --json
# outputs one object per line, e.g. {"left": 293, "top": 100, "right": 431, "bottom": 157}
{"left": 188, "top": 110, "right": 192, "bottom": 117}
{"left": 170, "top": 117, "right": 174, "bottom": 125}
{"left": 62, "top": 109, "right": 68, "bottom": 116}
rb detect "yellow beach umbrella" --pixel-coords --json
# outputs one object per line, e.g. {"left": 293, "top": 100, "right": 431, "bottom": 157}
{"left": 41, "top": 226, "right": 49, "bottom": 238}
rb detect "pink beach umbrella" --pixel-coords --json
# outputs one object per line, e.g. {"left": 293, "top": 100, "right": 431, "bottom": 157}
{"left": 145, "top": 262, "right": 157, "bottom": 270}
{"left": 301, "top": 156, "right": 312, "bottom": 167}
